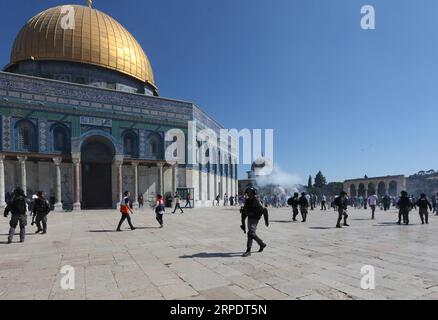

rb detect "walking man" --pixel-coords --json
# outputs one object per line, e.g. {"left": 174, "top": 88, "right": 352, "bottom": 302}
{"left": 155, "top": 195, "right": 165, "bottom": 228}
{"left": 32, "top": 191, "right": 51, "bottom": 234}
{"left": 117, "top": 191, "right": 136, "bottom": 231}
{"left": 4, "top": 188, "right": 28, "bottom": 244}
{"left": 416, "top": 194, "right": 432, "bottom": 225}
{"left": 335, "top": 191, "right": 349, "bottom": 228}
{"left": 172, "top": 192, "right": 184, "bottom": 214}
{"left": 397, "top": 191, "right": 412, "bottom": 225}
{"left": 368, "top": 191, "right": 378, "bottom": 220}
{"left": 288, "top": 193, "right": 300, "bottom": 222}
{"left": 240, "top": 187, "right": 269, "bottom": 257}
{"left": 298, "top": 192, "right": 309, "bottom": 222}
{"left": 184, "top": 192, "right": 192, "bottom": 208}
{"left": 321, "top": 194, "right": 327, "bottom": 211}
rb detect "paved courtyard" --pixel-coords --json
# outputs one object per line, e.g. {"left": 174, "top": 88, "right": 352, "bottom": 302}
{"left": 1, "top": 205, "right": 438, "bottom": 300}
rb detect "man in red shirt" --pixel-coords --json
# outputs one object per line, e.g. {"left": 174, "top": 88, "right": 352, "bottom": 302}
{"left": 117, "top": 191, "right": 136, "bottom": 231}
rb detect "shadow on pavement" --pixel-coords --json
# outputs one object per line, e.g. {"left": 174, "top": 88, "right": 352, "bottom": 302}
{"left": 374, "top": 222, "right": 418, "bottom": 227}
{"left": 180, "top": 252, "right": 243, "bottom": 259}
{"left": 309, "top": 227, "right": 336, "bottom": 230}
{"left": 270, "top": 220, "right": 292, "bottom": 223}
{"left": 135, "top": 227, "right": 162, "bottom": 230}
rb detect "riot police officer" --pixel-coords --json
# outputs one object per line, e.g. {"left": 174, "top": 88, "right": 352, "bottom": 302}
{"left": 335, "top": 191, "right": 349, "bottom": 228}
{"left": 298, "top": 192, "right": 309, "bottom": 222}
{"left": 240, "top": 187, "right": 269, "bottom": 257}
{"left": 288, "top": 193, "right": 300, "bottom": 221}
{"left": 397, "top": 191, "right": 412, "bottom": 225}
{"left": 4, "top": 188, "right": 28, "bottom": 244}
{"left": 32, "top": 191, "right": 51, "bottom": 234}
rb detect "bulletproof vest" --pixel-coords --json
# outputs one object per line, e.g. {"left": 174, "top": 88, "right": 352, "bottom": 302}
{"left": 13, "top": 196, "right": 27, "bottom": 215}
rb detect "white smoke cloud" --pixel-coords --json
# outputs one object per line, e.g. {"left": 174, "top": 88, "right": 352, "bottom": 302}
{"left": 255, "top": 165, "right": 302, "bottom": 192}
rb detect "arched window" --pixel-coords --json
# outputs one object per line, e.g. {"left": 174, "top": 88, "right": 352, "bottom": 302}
{"left": 53, "top": 125, "right": 70, "bottom": 153}
{"left": 123, "top": 130, "right": 138, "bottom": 158}
{"left": 147, "top": 133, "right": 162, "bottom": 159}
{"left": 16, "top": 120, "right": 36, "bottom": 152}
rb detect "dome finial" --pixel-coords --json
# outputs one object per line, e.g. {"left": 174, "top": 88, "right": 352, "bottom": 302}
{"left": 88, "top": 0, "right": 93, "bottom": 8}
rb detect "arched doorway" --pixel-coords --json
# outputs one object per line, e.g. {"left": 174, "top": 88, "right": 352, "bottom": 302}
{"left": 368, "top": 183, "right": 376, "bottom": 197}
{"left": 350, "top": 184, "right": 357, "bottom": 197}
{"left": 358, "top": 183, "right": 366, "bottom": 197}
{"left": 81, "top": 136, "right": 116, "bottom": 209}
{"left": 377, "top": 182, "right": 386, "bottom": 198}
{"left": 388, "top": 181, "right": 397, "bottom": 197}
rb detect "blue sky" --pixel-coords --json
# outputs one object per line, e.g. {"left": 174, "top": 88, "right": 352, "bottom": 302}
{"left": 1, "top": 0, "right": 437, "bottom": 183}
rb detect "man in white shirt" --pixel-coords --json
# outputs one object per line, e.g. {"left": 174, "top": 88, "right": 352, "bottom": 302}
{"left": 368, "top": 192, "right": 378, "bottom": 220}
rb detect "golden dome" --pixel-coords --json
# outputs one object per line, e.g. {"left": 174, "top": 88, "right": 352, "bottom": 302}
{"left": 10, "top": 4, "right": 157, "bottom": 92}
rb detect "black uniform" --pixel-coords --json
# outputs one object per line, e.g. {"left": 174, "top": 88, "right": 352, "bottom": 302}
{"left": 382, "top": 196, "right": 391, "bottom": 211}
{"left": 4, "top": 194, "right": 28, "bottom": 243}
{"left": 298, "top": 195, "right": 309, "bottom": 222}
{"left": 416, "top": 198, "right": 432, "bottom": 225}
{"left": 241, "top": 197, "right": 269, "bottom": 253}
{"left": 397, "top": 195, "right": 412, "bottom": 225}
{"left": 288, "top": 195, "right": 300, "bottom": 221}
{"left": 32, "top": 197, "right": 51, "bottom": 233}
{"left": 335, "top": 196, "right": 349, "bottom": 228}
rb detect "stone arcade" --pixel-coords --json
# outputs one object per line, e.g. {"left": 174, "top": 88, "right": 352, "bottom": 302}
{"left": 343, "top": 175, "right": 407, "bottom": 198}
{"left": 0, "top": 3, "right": 238, "bottom": 211}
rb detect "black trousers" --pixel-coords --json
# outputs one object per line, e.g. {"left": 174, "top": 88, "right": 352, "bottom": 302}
{"left": 35, "top": 214, "right": 48, "bottom": 232}
{"left": 398, "top": 209, "right": 409, "bottom": 224}
{"left": 173, "top": 203, "right": 184, "bottom": 213}
{"left": 300, "top": 207, "right": 308, "bottom": 222}
{"left": 8, "top": 214, "right": 27, "bottom": 242}
{"left": 184, "top": 200, "right": 192, "bottom": 208}
{"left": 117, "top": 214, "right": 134, "bottom": 230}
{"left": 247, "top": 218, "right": 264, "bottom": 250}
{"left": 156, "top": 213, "right": 164, "bottom": 226}
{"left": 337, "top": 208, "right": 348, "bottom": 226}
{"left": 370, "top": 205, "right": 376, "bottom": 219}
{"left": 321, "top": 201, "right": 327, "bottom": 210}
{"left": 419, "top": 208, "right": 429, "bottom": 224}
{"left": 292, "top": 207, "right": 299, "bottom": 220}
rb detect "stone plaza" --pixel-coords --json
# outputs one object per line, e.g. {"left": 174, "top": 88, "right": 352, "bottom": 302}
{"left": 1, "top": 206, "right": 438, "bottom": 300}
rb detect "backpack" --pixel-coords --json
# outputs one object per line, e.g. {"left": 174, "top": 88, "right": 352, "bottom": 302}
{"left": 287, "top": 198, "right": 294, "bottom": 206}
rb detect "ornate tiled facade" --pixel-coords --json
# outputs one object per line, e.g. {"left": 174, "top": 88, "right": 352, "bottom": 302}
{"left": 0, "top": 71, "right": 239, "bottom": 210}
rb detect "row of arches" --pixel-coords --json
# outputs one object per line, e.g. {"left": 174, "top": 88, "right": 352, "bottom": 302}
{"left": 122, "top": 130, "right": 162, "bottom": 159}
{"left": 349, "top": 181, "right": 398, "bottom": 198}
{"left": 16, "top": 119, "right": 70, "bottom": 153}
{"left": 13, "top": 120, "right": 163, "bottom": 159}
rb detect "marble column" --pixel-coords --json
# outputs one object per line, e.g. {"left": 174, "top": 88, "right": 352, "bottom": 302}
{"left": 0, "top": 155, "right": 6, "bottom": 209}
{"left": 132, "top": 161, "right": 139, "bottom": 209}
{"left": 17, "top": 156, "right": 27, "bottom": 195}
{"left": 72, "top": 158, "right": 81, "bottom": 211}
{"left": 172, "top": 162, "right": 178, "bottom": 194}
{"left": 53, "top": 157, "right": 63, "bottom": 212}
{"left": 115, "top": 159, "right": 124, "bottom": 207}
{"left": 157, "top": 162, "right": 164, "bottom": 196}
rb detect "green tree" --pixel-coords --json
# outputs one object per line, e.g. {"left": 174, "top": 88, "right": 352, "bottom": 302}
{"left": 307, "top": 176, "right": 313, "bottom": 189}
{"left": 314, "top": 171, "right": 327, "bottom": 188}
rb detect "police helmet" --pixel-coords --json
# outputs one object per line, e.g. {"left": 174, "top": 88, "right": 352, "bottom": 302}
{"left": 245, "top": 187, "right": 257, "bottom": 196}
